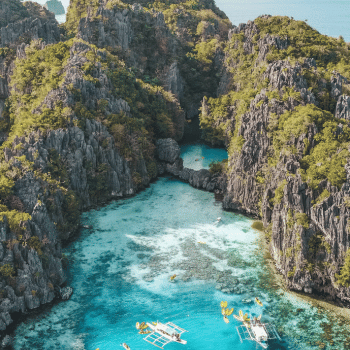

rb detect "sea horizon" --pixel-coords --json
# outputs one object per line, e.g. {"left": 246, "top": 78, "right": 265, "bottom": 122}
{"left": 32, "top": 0, "right": 350, "bottom": 42}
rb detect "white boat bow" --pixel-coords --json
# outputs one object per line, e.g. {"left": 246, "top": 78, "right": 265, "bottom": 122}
{"left": 144, "top": 321, "right": 187, "bottom": 349}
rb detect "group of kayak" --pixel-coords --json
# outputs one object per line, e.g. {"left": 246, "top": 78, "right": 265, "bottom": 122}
{"left": 95, "top": 299, "right": 264, "bottom": 349}
{"left": 220, "top": 297, "right": 263, "bottom": 324}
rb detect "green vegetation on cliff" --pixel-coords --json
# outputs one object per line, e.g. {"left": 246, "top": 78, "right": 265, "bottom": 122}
{"left": 270, "top": 104, "right": 350, "bottom": 189}
{"left": 0, "top": 0, "right": 193, "bottom": 234}
{"left": 66, "top": 0, "right": 229, "bottom": 35}
{"left": 200, "top": 15, "right": 350, "bottom": 190}
{"left": 7, "top": 40, "right": 72, "bottom": 143}
{"left": 336, "top": 249, "right": 350, "bottom": 287}
{"left": 153, "top": 0, "right": 230, "bottom": 41}
{"left": 5, "top": 37, "right": 180, "bottom": 155}
{"left": 0, "top": 157, "right": 33, "bottom": 231}
{"left": 65, "top": 0, "right": 231, "bottom": 114}
{"left": 0, "top": 0, "right": 29, "bottom": 28}
{"left": 255, "top": 16, "right": 350, "bottom": 72}
{"left": 2, "top": 0, "right": 209, "bottom": 237}
{"left": 197, "top": 14, "right": 350, "bottom": 297}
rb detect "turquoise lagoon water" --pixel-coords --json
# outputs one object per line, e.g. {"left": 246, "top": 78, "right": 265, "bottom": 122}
{"left": 180, "top": 144, "right": 228, "bottom": 170}
{"left": 13, "top": 145, "right": 350, "bottom": 350}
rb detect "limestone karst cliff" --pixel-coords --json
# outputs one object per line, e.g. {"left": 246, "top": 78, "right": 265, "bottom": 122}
{"left": 0, "top": 0, "right": 350, "bottom": 339}
{"left": 0, "top": 0, "right": 230, "bottom": 335}
{"left": 200, "top": 16, "right": 350, "bottom": 301}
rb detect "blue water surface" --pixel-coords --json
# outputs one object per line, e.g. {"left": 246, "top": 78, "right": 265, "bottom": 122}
{"left": 215, "top": 0, "right": 350, "bottom": 42}
{"left": 180, "top": 144, "right": 227, "bottom": 170}
{"left": 13, "top": 145, "right": 350, "bottom": 350}
{"left": 30, "top": 0, "right": 349, "bottom": 41}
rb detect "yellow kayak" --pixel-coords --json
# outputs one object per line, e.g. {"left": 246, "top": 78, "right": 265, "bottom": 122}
{"left": 225, "top": 308, "right": 234, "bottom": 316}
{"left": 234, "top": 314, "right": 243, "bottom": 321}
{"left": 255, "top": 297, "right": 263, "bottom": 307}
{"left": 121, "top": 344, "right": 130, "bottom": 350}
{"left": 220, "top": 301, "right": 228, "bottom": 308}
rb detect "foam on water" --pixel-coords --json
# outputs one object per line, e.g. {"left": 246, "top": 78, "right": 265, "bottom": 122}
{"left": 13, "top": 145, "right": 350, "bottom": 350}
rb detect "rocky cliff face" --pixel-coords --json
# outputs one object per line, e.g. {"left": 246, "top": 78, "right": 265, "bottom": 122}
{"left": 0, "top": 0, "right": 30, "bottom": 29}
{"left": 67, "top": 0, "right": 231, "bottom": 122}
{"left": 201, "top": 16, "right": 350, "bottom": 302}
{"left": 0, "top": 0, "right": 189, "bottom": 336}
{"left": 1, "top": 0, "right": 350, "bottom": 340}
{"left": 0, "top": 0, "right": 59, "bottom": 47}
{"left": 0, "top": 40, "right": 136, "bottom": 335}
{"left": 1, "top": 16, "right": 60, "bottom": 47}
{"left": 76, "top": 3, "right": 192, "bottom": 138}
{"left": 0, "top": 1, "right": 61, "bottom": 139}
{"left": 0, "top": 112, "right": 143, "bottom": 334}
{"left": 76, "top": 3, "right": 188, "bottom": 120}
{"left": 155, "top": 138, "right": 227, "bottom": 195}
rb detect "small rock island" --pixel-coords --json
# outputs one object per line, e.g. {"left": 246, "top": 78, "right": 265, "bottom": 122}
{"left": 44, "top": 0, "right": 65, "bottom": 15}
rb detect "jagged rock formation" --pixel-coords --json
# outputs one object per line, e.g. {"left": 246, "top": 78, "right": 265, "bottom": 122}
{"left": 0, "top": 0, "right": 59, "bottom": 47}
{"left": 0, "top": 210, "right": 63, "bottom": 330}
{"left": 76, "top": 3, "right": 185, "bottom": 107}
{"left": 67, "top": 0, "right": 231, "bottom": 121}
{"left": 75, "top": 3, "right": 192, "bottom": 138}
{"left": 77, "top": 6, "right": 133, "bottom": 50}
{"left": 331, "top": 72, "right": 348, "bottom": 100}
{"left": 0, "top": 1, "right": 60, "bottom": 140}
{"left": 44, "top": 0, "right": 65, "bottom": 16}
{"left": 164, "top": 62, "right": 184, "bottom": 100}
{"left": 24, "top": 1, "right": 57, "bottom": 21}
{"left": 0, "top": 0, "right": 190, "bottom": 334}
{"left": 0, "top": 16, "right": 60, "bottom": 47}
{"left": 5, "top": 117, "right": 139, "bottom": 213}
{"left": 335, "top": 95, "right": 350, "bottom": 120}
{"left": 201, "top": 15, "right": 350, "bottom": 302}
{"left": 1, "top": 0, "right": 350, "bottom": 339}
{"left": 0, "top": 0, "right": 30, "bottom": 29}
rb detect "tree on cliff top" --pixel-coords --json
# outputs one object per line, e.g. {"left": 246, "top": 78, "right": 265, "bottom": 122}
{"left": 65, "top": 0, "right": 228, "bottom": 34}
{"left": 336, "top": 249, "right": 350, "bottom": 287}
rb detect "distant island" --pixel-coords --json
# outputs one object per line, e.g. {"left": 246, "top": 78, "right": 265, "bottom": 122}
{"left": 44, "top": 0, "right": 65, "bottom": 15}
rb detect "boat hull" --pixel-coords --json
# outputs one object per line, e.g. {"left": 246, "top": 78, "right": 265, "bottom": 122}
{"left": 146, "top": 323, "right": 187, "bottom": 344}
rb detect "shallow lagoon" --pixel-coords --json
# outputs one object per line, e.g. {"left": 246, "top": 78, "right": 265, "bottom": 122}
{"left": 13, "top": 145, "right": 350, "bottom": 350}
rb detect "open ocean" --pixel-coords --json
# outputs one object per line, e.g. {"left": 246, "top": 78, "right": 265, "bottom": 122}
{"left": 215, "top": 0, "right": 350, "bottom": 42}
{"left": 33, "top": 0, "right": 349, "bottom": 41}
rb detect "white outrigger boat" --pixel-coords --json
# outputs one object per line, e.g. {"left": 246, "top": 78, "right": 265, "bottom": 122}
{"left": 143, "top": 321, "right": 187, "bottom": 349}
{"left": 236, "top": 316, "right": 281, "bottom": 349}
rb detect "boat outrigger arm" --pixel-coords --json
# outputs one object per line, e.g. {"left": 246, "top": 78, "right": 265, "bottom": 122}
{"left": 236, "top": 320, "right": 281, "bottom": 349}
{"left": 143, "top": 322, "right": 187, "bottom": 349}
